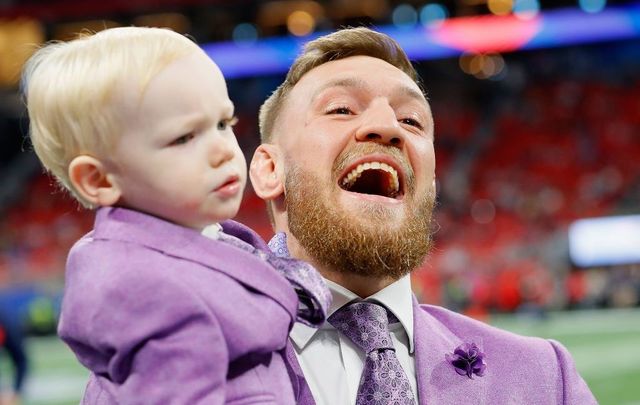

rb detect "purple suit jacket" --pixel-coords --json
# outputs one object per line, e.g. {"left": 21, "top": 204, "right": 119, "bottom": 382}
{"left": 286, "top": 297, "right": 597, "bottom": 405}
{"left": 58, "top": 207, "right": 299, "bottom": 404}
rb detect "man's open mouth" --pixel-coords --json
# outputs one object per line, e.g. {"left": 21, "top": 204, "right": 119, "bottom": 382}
{"left": 339, "top": 161, "right": 402, "bottom": 199}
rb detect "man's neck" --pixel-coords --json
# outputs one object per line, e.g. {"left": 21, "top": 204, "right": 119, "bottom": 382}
{"left": 320, "top": 269, "right": 396, "bottom": 298}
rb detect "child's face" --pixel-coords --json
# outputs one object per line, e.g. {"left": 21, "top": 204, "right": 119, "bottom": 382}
{"left": 107, "top": 51, "right": 247, "bottom": 229}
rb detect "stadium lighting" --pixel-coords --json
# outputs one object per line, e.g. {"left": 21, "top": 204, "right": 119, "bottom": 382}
{"left": 579, "top": 0, "right": 607, "bottom": 14}
{"left": 202, "top": 4, "right": 640, "bottom": 79}
{"left": 569, "top": 214, "right": 640, "bottom": 267}
{"left": 392, "top": 4, "right": 418, "bottom": 29}
{"left": 232, "top": 23, "right": 258, "bottom": 46}
{"left": 513, "top": 0, "right": 540, "bottom": 20}
{"left": 488, "top": 0, "right": 514, "bottom": 15}
{"left": 420, "top": 3, "right": 449, "bottom": 28}
{"left": 287, "top": 10, "right": 315, "bottom": 36}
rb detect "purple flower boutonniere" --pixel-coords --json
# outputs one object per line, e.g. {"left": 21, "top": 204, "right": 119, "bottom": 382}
{"left": 446, "top": 343, "right": 486, "bottom": 379}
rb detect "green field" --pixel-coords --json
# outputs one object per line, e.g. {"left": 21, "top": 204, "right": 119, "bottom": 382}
{"left": 2, "top": 308, "right": 639, "bottom": 404}
{"left": 491, "top": 308, "right": 640, "bottom": 405}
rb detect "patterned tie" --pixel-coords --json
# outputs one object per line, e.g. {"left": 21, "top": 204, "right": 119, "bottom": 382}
{"left": 217, "top": 231, "right": 331, "bottom": 327}
{"left": 328, "top": 301, "right": 416, "bottom": 405}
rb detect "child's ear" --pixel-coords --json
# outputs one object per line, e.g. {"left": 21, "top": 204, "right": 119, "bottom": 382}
{"left": 249, "top": 144, "right": 284, "bottom": 201}
{"left": 68, "top": 155, "right": 122, "bottom": 207}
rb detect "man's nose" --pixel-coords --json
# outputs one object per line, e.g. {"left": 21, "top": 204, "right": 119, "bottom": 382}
{"left": 355, "top": 100, "right": 404, "bottom": 148}
{"left": 208, "top": 135, "right": 236, "bottom": 168}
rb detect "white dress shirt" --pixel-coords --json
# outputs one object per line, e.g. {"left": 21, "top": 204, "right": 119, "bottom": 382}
{"left": 201, "top": 223, "right": 222, "bottom": 239}
{"left": 289, "top": 275, "right": 417, "bottom": 405}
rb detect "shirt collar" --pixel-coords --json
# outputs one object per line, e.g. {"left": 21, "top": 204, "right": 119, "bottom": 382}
{"left": 290, "top": 274, "right": 415, "bottom": 353}
{"left": 201, "top": 223, "right": 222, "bottom": 239}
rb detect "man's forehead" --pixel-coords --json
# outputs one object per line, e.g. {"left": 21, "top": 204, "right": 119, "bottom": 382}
{"left": 310, "top": 77, "right": 427, "bottom": 105}
{"left": 293, "top": 56, "right": 426, "bottom": 104}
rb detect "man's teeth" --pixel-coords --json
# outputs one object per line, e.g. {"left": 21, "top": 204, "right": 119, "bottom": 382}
{"left": 340, "top": 161, "right": 400, "bottom": 195}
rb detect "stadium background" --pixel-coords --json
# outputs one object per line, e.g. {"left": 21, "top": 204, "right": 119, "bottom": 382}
{"left": 0, "top": 0, "right": 639, "bottom": 403}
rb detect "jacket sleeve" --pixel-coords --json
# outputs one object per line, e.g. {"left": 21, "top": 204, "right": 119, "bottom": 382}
{"left": 548, "top": 339, "right": 598, "bottom": 405}
{"left": 60, "top": 259, "right": 228, "bottom": 405}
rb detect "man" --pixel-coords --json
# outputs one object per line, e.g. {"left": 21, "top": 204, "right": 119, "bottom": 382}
{"left": 0, "top": 307, "right": 27, "bottom": 405}
{"left": 250, "top": 27, "right": 596, "bottom": 404}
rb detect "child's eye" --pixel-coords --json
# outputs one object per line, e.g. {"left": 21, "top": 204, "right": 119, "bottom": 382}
{"left": 327, "top": 106, "right": 352, "bottom": 115}
{"left": 169, "top": 133, "right": 195, "bottom": 146}
{"left": 400, "top": 117, "right": 423, "bottom": 129}
{"left": 217, "top": 116, "right": 238, "bottom": 131}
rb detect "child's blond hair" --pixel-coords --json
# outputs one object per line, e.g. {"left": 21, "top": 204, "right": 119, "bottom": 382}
{"left": 23, "top": 26, "right": 201, "bottom": 206}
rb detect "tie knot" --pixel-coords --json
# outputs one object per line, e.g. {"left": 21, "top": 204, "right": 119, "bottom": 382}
{"left": 328, "top": 301, "right": 395, "bottom": 354}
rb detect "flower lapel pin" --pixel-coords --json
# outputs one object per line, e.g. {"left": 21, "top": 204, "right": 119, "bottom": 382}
{"left": 446, "top": 342, "right": 486, "bottom": 379}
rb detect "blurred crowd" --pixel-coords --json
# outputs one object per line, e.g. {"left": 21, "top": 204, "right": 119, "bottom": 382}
{"left": 420, "top": 75, "right": 640, "bottom": 319}
{"left": 1, "top": 45, "right": 639, "bottom": 339}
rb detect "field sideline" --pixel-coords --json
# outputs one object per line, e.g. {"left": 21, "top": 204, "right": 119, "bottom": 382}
{"left": 2, "top": 308, "right": 639, "bottom": 405}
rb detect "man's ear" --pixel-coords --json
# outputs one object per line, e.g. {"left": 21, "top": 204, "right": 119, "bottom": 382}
{"left": 249, "top": 144, "right": 284, "bottom": 201}
{"left": 68, "top": 155, "right": 122, "bottom": 207}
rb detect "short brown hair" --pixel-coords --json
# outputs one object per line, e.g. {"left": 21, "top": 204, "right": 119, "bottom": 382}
{"left": 258, "top": 27, "right": 420, "bottom": 143}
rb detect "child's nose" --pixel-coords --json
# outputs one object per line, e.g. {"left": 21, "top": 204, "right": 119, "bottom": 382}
{"left": 208, "top": 137, "right": 235, "bottom": 168}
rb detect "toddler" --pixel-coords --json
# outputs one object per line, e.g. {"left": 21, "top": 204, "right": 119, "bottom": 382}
{"left": 22, "top": 26, "right": 329, "bottom": 404}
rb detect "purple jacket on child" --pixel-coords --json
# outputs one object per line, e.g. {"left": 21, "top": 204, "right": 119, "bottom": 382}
{"left": 58, "top": 207, "right": 298, "bottom": 404}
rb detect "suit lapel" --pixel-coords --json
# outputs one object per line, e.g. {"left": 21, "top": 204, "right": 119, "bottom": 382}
{"left": 284, "top": 341, "right": 316, "bottom": 405}
{"left": 285, "top": 296, "right": 479, "bottom": 405}
{"left": 412, "top": 297, "right": 488, "bottom": 404}
{"left": 284, "top": 295, "right": 485, "bottom": 405}
{"left": 413, "top": 297, "right": 432, "bottom": 405}
{"left": 93, "top": 207, "right": 298, "bottom": 318}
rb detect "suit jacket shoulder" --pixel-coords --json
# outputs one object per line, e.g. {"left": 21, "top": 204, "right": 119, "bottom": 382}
{"left": 414, "top": 302, "right": 597, "bottom": 404}
{"left": 59, "top": 207, "right": 297, "bottom": 404}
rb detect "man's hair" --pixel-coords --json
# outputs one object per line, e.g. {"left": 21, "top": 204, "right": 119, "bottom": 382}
{"left": 22, "top": 26, "right": 200, "bottom": 206}
{"left": 258, "top": 26, "right": 420, "bottom": 143}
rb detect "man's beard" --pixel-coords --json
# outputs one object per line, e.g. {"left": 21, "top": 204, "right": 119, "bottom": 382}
{"left": 284, "top": 147, "right": 436, "bottom": 281}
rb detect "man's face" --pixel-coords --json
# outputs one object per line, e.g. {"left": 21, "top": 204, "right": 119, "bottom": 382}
{"left": 276, "top": 55, "right": 436, "bottom": 279}
{"left": 107, "top": 51, "right": 247, "bottom": 229}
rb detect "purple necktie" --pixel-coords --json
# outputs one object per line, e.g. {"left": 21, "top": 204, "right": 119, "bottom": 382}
{"left": 217, "top": 231, "right": 331, "bottom": 327}
{"left": 328, "top": 301, "right": 416, "bottom": 405}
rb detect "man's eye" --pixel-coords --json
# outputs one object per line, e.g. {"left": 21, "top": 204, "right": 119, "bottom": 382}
{"left": 327, "top": 107, "right": 352, "bottom": 115}
{"left": 400, "top": 118, "right": 423, "bottom": 129}
{"left": 169, "top": 133, "right": 194, "bottom": 146}
{"left": 217, "top": 116, "right": 238, "bottom": 131}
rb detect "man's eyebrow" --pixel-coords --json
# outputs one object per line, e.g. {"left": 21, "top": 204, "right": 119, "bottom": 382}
{"left": 395, "top": 85, "right": 428, "bottom": 105}
{"left": 310, "top": 76, "right": 426, "bottom": 105}
{"left": 310, "top": 77, "right": 367, "bottom": 102}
